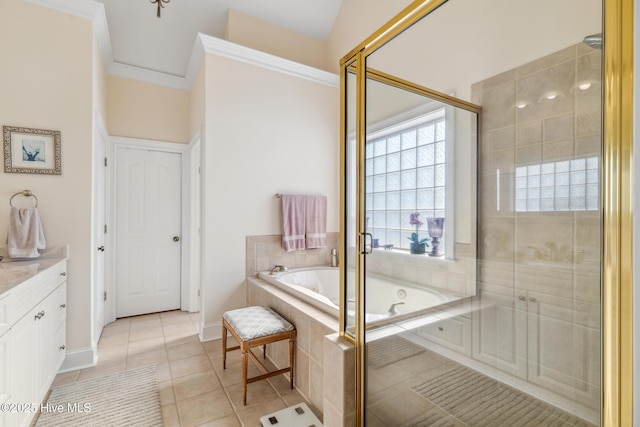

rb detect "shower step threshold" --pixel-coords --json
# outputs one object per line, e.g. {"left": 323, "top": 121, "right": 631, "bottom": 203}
{"left": 366, "top": 297, "right": 493, "bottom": 343}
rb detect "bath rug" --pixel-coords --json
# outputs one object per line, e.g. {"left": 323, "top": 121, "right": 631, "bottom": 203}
{"left": 367, "top": 334, "right": 426, "bottom": 369}
{"left": 412, "top": 365, "right": 597, "bottom": 427}
{"left": 35, "top": 365, "right": 162, "bottom": 427}
{"left": 402, "top": 406, "right": 461, "bottom": 427}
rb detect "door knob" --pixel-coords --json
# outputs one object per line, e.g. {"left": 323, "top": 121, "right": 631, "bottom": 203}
{"left": 98, "top": 246, "right": 105, "bottom": 252}
{"left": 173, "top": 236, "right": 180, "bottom": 242}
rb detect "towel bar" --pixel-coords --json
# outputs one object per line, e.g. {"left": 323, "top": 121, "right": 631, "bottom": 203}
{"left": 10, "top": 190, "right": 38, "bottom": 207}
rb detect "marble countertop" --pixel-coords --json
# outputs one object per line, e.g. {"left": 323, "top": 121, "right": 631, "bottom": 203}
{"left": 0, "top": 246, "right": 69, "bottom": 295}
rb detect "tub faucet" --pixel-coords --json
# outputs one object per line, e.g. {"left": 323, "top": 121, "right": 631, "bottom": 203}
{"left": 269, "top": 265, "right": 288, "bottom": 275}
{"left": 388, "top": 302, "right": 405, "bottom": 315}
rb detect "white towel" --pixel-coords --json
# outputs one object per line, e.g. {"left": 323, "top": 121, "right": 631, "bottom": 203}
{"left": 7, "top": 207, "right": 46, "bottom": 258}
{"left": 305, "top": 195, "right": 327, "bottom": 249}
{"left": 281, "top": 195, "right": 306, "bottom": 252}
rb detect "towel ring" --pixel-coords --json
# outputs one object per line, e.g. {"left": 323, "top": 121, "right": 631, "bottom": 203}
{"left": 10, "top": 190, "right": 38, "bottom": 208}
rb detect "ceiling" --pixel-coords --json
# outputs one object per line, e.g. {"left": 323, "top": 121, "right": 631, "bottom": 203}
{"left": 94, "top": 0, "right": 343, "bottom": 77}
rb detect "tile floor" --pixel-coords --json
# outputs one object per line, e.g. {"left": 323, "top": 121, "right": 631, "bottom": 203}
{"left": 49, "top": 310, "right": 317, "bottom": 427}
{"left": 365, "top": 340, "right": 597, "bottom": 427}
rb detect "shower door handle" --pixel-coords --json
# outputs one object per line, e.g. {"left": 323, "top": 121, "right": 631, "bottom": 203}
{"left": 360, "top": 233, "right": 373, "bottom": 255}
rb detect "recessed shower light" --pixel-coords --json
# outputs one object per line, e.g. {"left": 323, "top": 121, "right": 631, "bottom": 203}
{"left": 578, "top": 83, "right": 592, "bottom": 91}
{"left": 545, "top": 93, "right": 558, "bottom": 100}
{"left": 516, "top": 103, "right": 527, "bottom": 109}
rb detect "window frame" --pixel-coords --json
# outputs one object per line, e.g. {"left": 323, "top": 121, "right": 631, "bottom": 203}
{"left": 351, "top": 101, "right": 456, "bottom": 259}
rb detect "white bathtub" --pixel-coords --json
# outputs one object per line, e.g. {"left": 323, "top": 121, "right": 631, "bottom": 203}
{"left": 258, "top": 267, "right": 450, "bottom": 322}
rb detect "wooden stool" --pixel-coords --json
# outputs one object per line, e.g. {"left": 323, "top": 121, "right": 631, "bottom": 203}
{"left": 222, "top": 306, "right": 296, "bottom": 405}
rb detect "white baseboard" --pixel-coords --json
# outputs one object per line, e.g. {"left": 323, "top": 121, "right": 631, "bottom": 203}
{"left": 200, "top": 320, "right": 223, "bottom": 342}
{"left": 59, "top": 345, "right": 98, "bottom": 373}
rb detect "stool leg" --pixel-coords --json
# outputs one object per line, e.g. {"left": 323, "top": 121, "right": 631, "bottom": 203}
{"left": 263, "top": 344, "right": 267, "bottom": 359}
{"left": 242, "top": 350, "right": 248, "bottom": 405}
{"left": 222, "top": 324, "right": 227, "bottom": 369}
{"left": 289, "top": 337, "right": 295, "bottom": 390}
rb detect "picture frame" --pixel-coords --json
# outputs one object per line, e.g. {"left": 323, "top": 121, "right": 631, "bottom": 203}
{"left": 3, "top": 126, "right": 61, "bottom": 175}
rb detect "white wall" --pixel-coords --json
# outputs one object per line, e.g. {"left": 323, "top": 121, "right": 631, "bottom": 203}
{"left": 199, "top": 51, "right": 339, "bottom": 338}
{"left": 0, "top": 0, "right": 95, "bottom": 359}
{"left": 364, "top": 0, "right": 601, "bottom": 102}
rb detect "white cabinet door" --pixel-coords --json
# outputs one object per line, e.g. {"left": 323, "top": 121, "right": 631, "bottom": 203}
{"left": 50, "top": 284, "right": 67, "bottom": 376}
{"left": 418, "top": 316, "right": 472, "bottom": 356}
{"left": 116, "top": 147, "right": 182, "bottom": 317}
{"left": 526, "top": 291, "right": 600, "bottom": 409}
{"left": 472, "top": 291, "right": 527, "bottom": 379}
{"left": 38, "top": 285, "right": 66, "bottom": 399}
{"left": 12, "top": 309, "right": 38, "bottom": 427}
{"left": 0, "top": 330, "right": 12, "bottom": 412}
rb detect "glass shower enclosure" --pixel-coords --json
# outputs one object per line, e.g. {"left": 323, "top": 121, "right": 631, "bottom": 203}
{"left": 339, "top": 0, "right": 631, "bottom": 425}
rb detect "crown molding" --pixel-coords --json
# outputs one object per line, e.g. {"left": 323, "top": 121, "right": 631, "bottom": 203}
{"left": 196, "top": 34, "right": 339, "bottom": 88}
{"left": 109, "top": 62, "right": 191, "bottom": 91}
{"left": 22, "top": 0, "right": 339, "bottom": 91}
{"left": 23, "top": 0, "right": 101, "bottom": 20}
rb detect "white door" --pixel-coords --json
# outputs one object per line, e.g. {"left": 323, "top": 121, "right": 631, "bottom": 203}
{"left": 116, "top": 147, "right": 182, "bottom": 318}
{"left": 93, "top": 122, "right": 107, "bottom": 341}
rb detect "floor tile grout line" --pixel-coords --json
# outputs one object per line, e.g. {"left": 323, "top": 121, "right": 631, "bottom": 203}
{"left": 207, "top": 338, "right": 245, "bottom": 426}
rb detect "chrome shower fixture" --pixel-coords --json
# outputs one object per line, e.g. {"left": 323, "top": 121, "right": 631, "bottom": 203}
{"left": 583, "top": 33, "right": 602, "bottom": 49}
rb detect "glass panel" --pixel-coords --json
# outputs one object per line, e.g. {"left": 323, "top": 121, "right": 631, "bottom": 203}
{"left": 356, "top": 0, "right": 603, "bottom": 426}
{"left": 363, "top": 74, "right": 479, "bottom": 310}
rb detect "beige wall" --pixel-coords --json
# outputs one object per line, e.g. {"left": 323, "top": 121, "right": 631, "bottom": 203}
{"left": 107, "top": 75, "right": 191, "bottom": 144}
{"left": 326, "top": 0, "right": 412, "bottom": 73}
{"left": 0, "top": 0, "right": 95, "bottom": 352}
{"left": 225, "top": 9, "right": 330, "bottom": 72}
{"left": 200, "top": 52, "right": 339, "bottom": 336}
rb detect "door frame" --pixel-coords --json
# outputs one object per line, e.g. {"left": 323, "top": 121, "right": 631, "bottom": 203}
{"left": 92, "top": 110, "right": 109, "bottom": 345}
{"left": 106, "top": 136, "right": 195, "bottom": 324}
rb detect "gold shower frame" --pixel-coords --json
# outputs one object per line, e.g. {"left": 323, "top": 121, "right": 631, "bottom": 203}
{"left": 338, "top": 0, "right": 634, "bottom": 425}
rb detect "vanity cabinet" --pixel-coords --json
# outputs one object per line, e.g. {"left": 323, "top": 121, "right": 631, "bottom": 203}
{"left": 0, "top": 258, "right": 67, "bottom": 427}
{"left": 471, "top": 290, "right": 600, "bottom": 409}
{"left": 417, "top": 314, "right": 472, "bottom": 357}
{"left": 416, "top": 289, "right": 600, "bottom": 417}
{"left": 525, "top": 291, "right": 600, "bottom": 408}
{"left": 471, "top": 291, "right": 527, "bottom": 379}
{"left": 0, "top": 327, "right": 11, "bottom": 427}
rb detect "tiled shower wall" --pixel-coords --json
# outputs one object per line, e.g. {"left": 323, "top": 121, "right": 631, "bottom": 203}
{"left": 472, "top": 42, "right": 601, "bottom": 304}
{"left": 363, "top": 242, "right": 477, "bottom": 297}
{"left": 471, "top": 44, "right": 603, "bottom": 418}
{"left": 246, "top": 232, "right": 340, "bottom": 277}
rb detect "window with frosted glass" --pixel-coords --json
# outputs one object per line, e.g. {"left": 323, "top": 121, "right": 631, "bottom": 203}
{"left": 515, "top": 157, "right": 599, "bottom": 212}
{"left": 365, "top": 110, "right": 446, "bottom": 251}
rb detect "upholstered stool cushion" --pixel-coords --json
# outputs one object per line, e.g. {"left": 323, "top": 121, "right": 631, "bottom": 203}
{"left": 223, "top": 306, "right": 294, "bottom": 341}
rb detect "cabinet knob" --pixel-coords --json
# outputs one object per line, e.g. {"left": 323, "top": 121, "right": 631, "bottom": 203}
{"left": 438, "top": 326, "right": 444, "bottom": 331}
{"left": 60, "top": 272, "right": 66, "bottom": 277}
{"left": 518, "top": 296, "right": 526, "bottom": 301}
{"left": 529, "top": 297, "right": 537, "bottom": 303}
{"left": 60, "top": 303, "right": 66, "bottom": 309}
{"left": 60, "top": 345, "right": 66, "bottom": 350}
{"left": 34, "top": 310, "right": 45, "bottom": 320}
{"left": 98, "top": 246, "right": 105, "bottom": 252}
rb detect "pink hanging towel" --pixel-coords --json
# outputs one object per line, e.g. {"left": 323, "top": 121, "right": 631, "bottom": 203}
{"left": 305, "top": 195, "right": 327, "bottom": 249}
{"left": 281, "top": 194, "right": 306, "bottom": 251}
